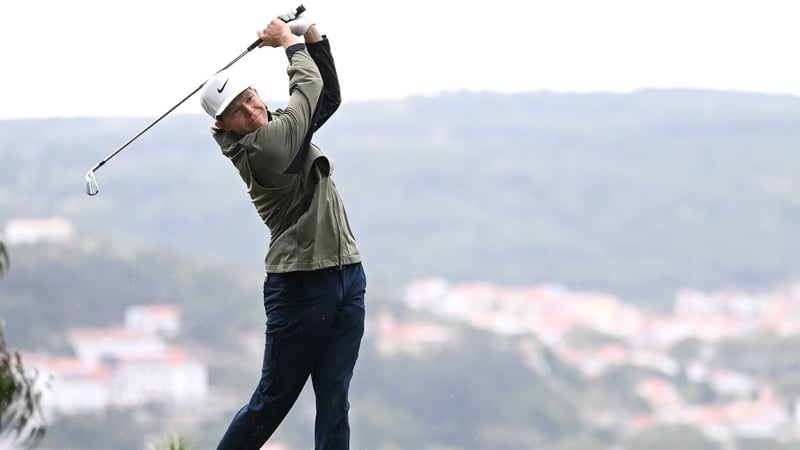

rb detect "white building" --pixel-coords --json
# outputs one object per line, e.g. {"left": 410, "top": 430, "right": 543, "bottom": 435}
{"left": 105, "top": 348, "right": 208, "bottom": 408}
{"left": 20, "top": 354, "right": 111, "bottom": 417}
{"left": 124, "top": 304, "right": 181, "bottom": 338}
{"left": 68, "top": 328, "right": 167, "bottom": 363}
{"left": 20, "top": 306, "right": 207, "bottom": 419}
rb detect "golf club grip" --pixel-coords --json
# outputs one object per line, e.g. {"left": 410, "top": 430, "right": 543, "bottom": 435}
{"left": 247, "top": 4, "right": 306, "bottom": 51}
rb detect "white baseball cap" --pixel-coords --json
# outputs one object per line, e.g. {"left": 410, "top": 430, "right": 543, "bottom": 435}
{"left": 200, "top": 68, "right": 255, "bottom": 119}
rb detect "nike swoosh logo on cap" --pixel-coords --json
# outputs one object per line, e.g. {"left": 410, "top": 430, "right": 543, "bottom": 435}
{"left": 217, "top": 79, "right": 229, "bottom": 93}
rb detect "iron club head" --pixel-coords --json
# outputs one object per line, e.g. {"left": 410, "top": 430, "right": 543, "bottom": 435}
{"left": 85, "top": 170, "right": 99, "bottom": 196}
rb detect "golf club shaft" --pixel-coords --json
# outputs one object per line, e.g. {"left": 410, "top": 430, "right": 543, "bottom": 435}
{"left": 88, "top": 4, "right": 305, "bottom": 175}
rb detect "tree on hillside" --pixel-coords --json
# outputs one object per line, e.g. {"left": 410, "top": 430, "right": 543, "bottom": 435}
{"left": 0, "top": 242, "right": 47, "bottom": 448}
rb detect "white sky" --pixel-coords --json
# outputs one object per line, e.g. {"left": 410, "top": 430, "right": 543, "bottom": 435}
{"left": 2, "top": 0, "right": 799, "bottom": 119}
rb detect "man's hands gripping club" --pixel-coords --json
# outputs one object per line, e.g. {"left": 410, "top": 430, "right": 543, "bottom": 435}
{"left": 257, "top": 7, "right": 320, "bottom": 49}
{"left": 257, "top": 19, "right": 297, "bottom": 48}
{"left": 278, "top": 8, "right": 315, "bottom": 36}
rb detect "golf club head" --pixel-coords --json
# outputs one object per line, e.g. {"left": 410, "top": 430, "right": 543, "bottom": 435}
{"left": 85, "top": 170, "right": 99, "bottom": 196}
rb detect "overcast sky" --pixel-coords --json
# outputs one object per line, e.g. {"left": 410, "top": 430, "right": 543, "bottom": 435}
{"left": 2, "top": 0, "right": 799, "bottom": 119}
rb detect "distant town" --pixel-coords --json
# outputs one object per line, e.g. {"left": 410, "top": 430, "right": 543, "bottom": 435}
{"left": 8, "top": 216, "right": 800, "bottom": 447}
{"left": 401, "top": 277, "right": 800, "bottom": 445}
{"left": 21, "top": 304, "right": 207, "bottom": 420}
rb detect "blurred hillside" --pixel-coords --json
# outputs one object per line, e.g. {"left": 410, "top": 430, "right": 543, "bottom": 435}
{"left": 5, "top": 240, "right": 800, "bottom": 450}
{"left": 3, "top": 89, "right": 800, "bottom": 305}
{"left": 4, "top": 88, "right": 800, "bottom": 449}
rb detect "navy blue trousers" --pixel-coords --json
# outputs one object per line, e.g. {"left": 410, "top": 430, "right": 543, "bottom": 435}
{"left": 217, "top": 263, "right": 366, "bottom": 450}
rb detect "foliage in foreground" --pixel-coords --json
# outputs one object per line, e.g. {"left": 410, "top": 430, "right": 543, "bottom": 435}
{"left": 152, "top": 434, "right": 192, "bottom": 450}
{"left": 0, "top": 241, "right": 7, "bottom": 276}
{"left": 0, "top": 325, "right": 47, "bottom": 448}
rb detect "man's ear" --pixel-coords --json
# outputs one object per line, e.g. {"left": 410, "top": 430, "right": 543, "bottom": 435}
{"left": 214, "top": 119, "right": 226, "bottom": 130}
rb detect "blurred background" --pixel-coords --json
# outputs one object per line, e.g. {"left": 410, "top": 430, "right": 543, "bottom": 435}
{"left": 3, "top": 1, "right": 800, "bottom": 449}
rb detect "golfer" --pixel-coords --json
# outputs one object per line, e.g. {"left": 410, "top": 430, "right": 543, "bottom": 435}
{"left": 200, "top": 11, "right": 366, "bottom": 450}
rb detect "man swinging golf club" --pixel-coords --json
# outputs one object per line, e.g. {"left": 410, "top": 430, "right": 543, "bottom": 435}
{"left": 201, "top": 9, "right": 366, "bottom": 450}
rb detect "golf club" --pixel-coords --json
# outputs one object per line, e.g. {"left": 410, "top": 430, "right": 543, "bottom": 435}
{"left": 84, "top": 4, "right": 305, "bottom": 196}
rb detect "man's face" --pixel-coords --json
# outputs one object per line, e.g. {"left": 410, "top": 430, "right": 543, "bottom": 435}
{"left": 218, "top": 88, "right": 268, "bottom": 135}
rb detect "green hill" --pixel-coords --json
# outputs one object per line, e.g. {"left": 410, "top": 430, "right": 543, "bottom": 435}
{"left": 3, "top": 89, "right": 800, "bottom": 304}
{"left": 5, "top": 87, "right": 800, "bottom": 448}
{"left": 0, "top": 239, "right": 258, "bottom": 347}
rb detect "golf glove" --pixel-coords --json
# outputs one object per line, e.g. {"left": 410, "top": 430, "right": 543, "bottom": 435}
{"left": 278, "top": 9, "right": 315, "bottom": 36}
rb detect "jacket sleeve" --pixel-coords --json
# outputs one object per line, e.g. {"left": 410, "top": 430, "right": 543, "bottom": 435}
{"left": 306, "top": 36, "right": 341, "bottom": 131}
{"left": 240, "top": 44, "right": 323, "bottom": 177}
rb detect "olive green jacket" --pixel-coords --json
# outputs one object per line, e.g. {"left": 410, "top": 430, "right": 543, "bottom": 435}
{"left": 213, "top": 41, "right": 361, "bottom": 273}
